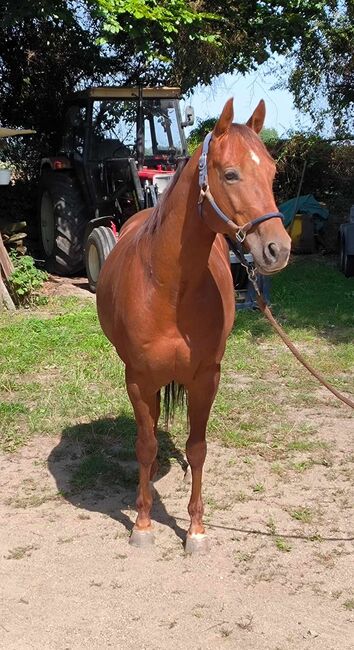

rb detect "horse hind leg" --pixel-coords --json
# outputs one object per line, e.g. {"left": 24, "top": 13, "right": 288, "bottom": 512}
{"left": 126, "top": 373, "right": 159, "bottom": 547}
{"left": 185, "top": 365, "right": 220, "bottom": 555}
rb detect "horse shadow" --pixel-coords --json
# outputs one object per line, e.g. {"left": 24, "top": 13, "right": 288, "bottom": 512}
{"left": 47, "top": 416, "right": 188, "bottom": 542}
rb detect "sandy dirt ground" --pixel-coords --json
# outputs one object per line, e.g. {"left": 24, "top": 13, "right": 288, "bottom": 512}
{"left": 40, "top": 275, "right": 95, "bottom": 300}
{"left": 0, "top": 410, "right": 353, "bottom": 650}
{"left": 0, "top": 277, "right": 353, "bottom": 649}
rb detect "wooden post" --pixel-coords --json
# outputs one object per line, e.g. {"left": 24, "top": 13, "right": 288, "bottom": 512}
{"left": 0, "top": 232, "right": 15, "bottom": 310}
{"left": 0, "top": 276, "right": 15, "bottom": 310}
{"left": 0, "top": 231, "right": 14, "bottom": 277}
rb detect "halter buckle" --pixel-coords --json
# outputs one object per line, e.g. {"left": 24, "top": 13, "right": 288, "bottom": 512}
{"left": 235, "top": 229, "right": 246, "bottom": 243}
{"left": 198, "top": 183, "right": 208, "bottom": 205}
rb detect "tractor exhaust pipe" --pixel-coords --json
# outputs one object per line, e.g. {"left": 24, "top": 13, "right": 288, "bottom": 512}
{"left": 137, "top": 85, "right": 144, "bottom": 170}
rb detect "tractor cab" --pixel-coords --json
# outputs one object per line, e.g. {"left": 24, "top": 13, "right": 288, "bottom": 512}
{"left": 38, "top": 87, "right": 194, "bottom": 288}
{"left": 60, "top": 87, "right": 189, "bottom": 218}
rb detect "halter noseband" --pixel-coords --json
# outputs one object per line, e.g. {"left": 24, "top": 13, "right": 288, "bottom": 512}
{"left": 198, "top": 132, "right": 284, "bottom": 262}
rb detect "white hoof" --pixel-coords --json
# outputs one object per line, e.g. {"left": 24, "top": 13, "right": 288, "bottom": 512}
{"left": 129, "top": 528, "right": 155, "bottom": 548}
{"left": 185, "top": 533, "right": 210, "bottom": 555}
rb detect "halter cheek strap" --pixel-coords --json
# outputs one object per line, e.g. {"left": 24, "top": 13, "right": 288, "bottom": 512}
{"left": 198, "top": 131, "right": 284, "bottom": 245}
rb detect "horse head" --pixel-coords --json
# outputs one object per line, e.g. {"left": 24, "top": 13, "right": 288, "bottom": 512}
{"left": 200, "top": 98, "right": 291, "bottom": 275}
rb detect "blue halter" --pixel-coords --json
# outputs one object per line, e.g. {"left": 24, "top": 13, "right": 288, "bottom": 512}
{"left": 198, "top": 131, "right": 284, "bottom": 246}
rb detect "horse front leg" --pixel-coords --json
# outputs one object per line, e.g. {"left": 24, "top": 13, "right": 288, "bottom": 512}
{"left": 126, "top": 372, "right": 159, "bottom": 547}
{"left": 150, "top": 391, "right": 160, "bottom": 481}
{"left": 185, "top": 365, "right": 220, "bottom": 554}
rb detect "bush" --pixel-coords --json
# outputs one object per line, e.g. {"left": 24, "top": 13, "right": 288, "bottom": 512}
{"left": 269, "top": 135, "right": 354, "bottom": 248}
{"left": 187, "top": 118, "right": 218, "bottom": 154}
{"left": 8, "top": 254, "right": 47, "bottom": 306}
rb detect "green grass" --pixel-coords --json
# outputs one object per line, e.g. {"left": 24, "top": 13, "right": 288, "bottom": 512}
{"left": 252, "top": 483, "right": 265, "bottom": 493}
{"left": 275, "top": 537, "right": 292, "bottom": 553}
{"left": 266, "top": 518, "right": 292, "bottom": 552}
{"left": 290, "top": 507, "right": 314, "bottom": 524}
{"left": 343, "top": 599, "right": 354, "bottom": 611}
{"left": 0, "top": 258, "right": 353, "bottom": 491}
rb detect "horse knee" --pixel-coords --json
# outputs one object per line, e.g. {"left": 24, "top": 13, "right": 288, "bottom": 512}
{"left": 136, "top": 434, "right": 158, "bottom": 466}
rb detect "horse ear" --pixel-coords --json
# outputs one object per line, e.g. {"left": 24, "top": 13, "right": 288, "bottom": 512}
{"left": 213, "top": 98, "right": 234, "bottom": 138}
{"left": 246, "top": 99, "right": 266, "bottom": 134}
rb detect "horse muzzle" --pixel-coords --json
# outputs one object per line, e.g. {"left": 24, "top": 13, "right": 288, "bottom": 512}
{"left": 251, "top": 235, "right": 291, "bottom": 275}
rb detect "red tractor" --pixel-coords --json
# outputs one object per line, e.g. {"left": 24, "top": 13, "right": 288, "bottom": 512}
{"left": 38, "top": 86, "right": 194, "bottom": 290}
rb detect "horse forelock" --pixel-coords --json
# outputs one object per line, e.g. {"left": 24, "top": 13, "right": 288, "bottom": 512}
{"left": 219, "top": 123, "right": 274, "bottom": 163}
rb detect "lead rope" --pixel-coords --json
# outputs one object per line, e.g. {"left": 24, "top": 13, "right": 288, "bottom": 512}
{"left": 245, "top": 268, "right": 354, "bottom": 410}
{"left": 198, "top": 130, "right": 353, "bottom": 410}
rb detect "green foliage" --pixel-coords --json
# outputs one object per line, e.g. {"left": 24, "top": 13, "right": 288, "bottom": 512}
{"left": 8, "top": 255, "right": 48, "bottom": 306}
{"left": 187, "top": 119, "right": 280, "bottom": 155}
{"left": 270, "top": 134, "right": 354, "bottom": 222}
{"left": 260, "top": 127, "right": 279, "bottom": 145}
{"left": 275, "top": 537, "right": 292, "bottom": 552}
{"left": 343, "top": 599, "right": 354, "bottom": 611}
{"left": 91, "top": 0, "right": 219, "bottom": 49}
{"left": 0, "top": 2, "right": 334, "bottom": 161}
{"left": 284, "top": 1, "right": 354, "bottom": 134}
{"left": 187, "top": 117, "right": 217, "bottom": 154}
{"left": 290, "top": 507, "right": 313, "bottom": 524}
{"left": 0, "top": 180, "right": 36, "bottom": 226}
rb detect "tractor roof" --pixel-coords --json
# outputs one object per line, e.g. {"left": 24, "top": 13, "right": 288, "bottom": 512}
{"left": 0, "top": 128, "right": 36, "bottom": 138}
{"left": 70, "top": 87, "right": 182, "bottom": 101}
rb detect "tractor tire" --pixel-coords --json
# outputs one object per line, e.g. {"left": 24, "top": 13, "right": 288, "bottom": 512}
{"left": 340, "top": 232, "right": 354, "bottom": 278}
{"left": 39, "top": 172, "right": 86, "bottom": 275}
{"left": 85, "top": 226, "right": 117, "bottom": 293}
{"left": 343, "top": 251, "right": 354, "bottom": 278}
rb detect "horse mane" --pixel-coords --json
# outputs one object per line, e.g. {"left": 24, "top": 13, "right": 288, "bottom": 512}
{"left": 136, "top": 157, "right": 189, "bottom": 241}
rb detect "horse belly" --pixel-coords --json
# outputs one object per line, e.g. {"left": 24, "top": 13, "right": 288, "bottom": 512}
{"left": 97, "top": 210, "right": 151, "bottom": 346}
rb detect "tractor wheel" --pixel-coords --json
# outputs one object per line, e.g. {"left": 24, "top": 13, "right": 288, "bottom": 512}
{"left": 85, "top": 226, "right": 117, "bottom": 293}
{"left": 343, "top": 252, "right": 354, "bottom": 278}
{"left": 340, "top": 233, "right": 354, "bottom": 278}
{"left": 39, "top": 172, "right": 86, "bottom": 275}
{"left": 340, "top": 232, "right": 346, "bottom": 273}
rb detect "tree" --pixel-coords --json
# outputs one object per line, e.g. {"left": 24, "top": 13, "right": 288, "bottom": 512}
{"left": 187, "top": 119, "right": 279, "bottom": 155}
{"left": 0, "top": 2, "right": 331, "bottom": 126}
{"left": 187, "top": 118, "right": 217, "bottom": 155}
{"left": 260, "top": 127, "right": 279, "bottom": 145}
{"left": 284, "top": 1, "right": 354, "bottom": 134}
{"left": 90, "top": 0, "right": 353, "bottom": 133}
{"left": 1, "top": 0, "right": 351, "bottom": 164}
{"left": 0, "top": 2, "right": 106, "bottom": 150}
{"left": 90, "top": 1, "right": 331, "bottom": 91}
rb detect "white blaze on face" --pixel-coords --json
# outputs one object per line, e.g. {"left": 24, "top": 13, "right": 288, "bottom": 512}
{"left": 250, "top": 150, "right": 260, "bottom": 165}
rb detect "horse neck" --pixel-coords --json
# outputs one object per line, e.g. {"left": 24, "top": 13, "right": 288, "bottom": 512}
{"left": 148, "top": 154, "right": 216, "bottom": 289}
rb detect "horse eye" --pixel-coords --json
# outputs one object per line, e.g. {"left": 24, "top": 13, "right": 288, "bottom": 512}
{"left": 224, "top": 169, "right": 239, "bottom": 182}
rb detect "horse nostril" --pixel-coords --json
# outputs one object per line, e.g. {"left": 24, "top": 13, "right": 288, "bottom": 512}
{"left": 265, "top": 241, "right": 279, "bottom": 262}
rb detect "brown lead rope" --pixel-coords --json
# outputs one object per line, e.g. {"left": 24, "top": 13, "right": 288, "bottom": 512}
{"left": 254, "top": 289, "right": 354, "bottom": 410}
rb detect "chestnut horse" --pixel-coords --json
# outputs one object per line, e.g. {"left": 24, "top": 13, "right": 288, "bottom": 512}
{"left": 96, "top": 99, "right": 291, "bottom": 553}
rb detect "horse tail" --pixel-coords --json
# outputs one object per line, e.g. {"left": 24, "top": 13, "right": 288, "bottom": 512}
{"left": 163, "top": 382, "right": 187, "bottom": 425}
